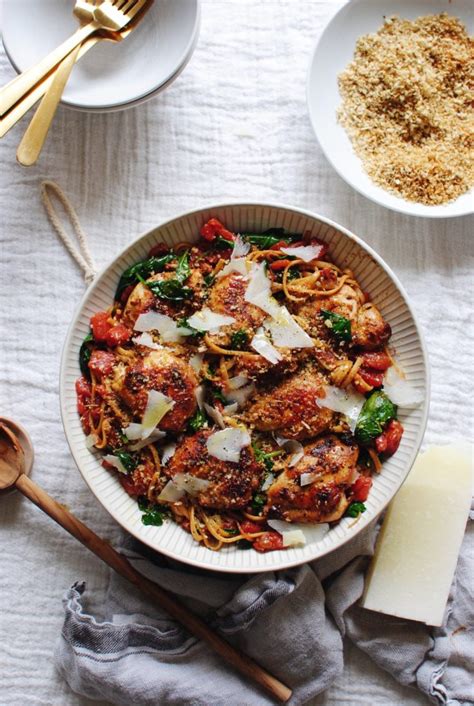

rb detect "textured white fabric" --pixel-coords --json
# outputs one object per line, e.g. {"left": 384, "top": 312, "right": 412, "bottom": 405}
{"left": 0, "top": 2, "right": 472, "bottom": 705}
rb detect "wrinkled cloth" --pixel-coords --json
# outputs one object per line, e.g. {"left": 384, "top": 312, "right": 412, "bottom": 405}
{"left": 56, "top": 504, "right": 473, "bottom": 706}
{"left": 1, "top": 1, "right": 473, "bottom": 705}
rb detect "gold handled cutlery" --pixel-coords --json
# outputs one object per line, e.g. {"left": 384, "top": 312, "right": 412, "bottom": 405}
{"left": 0, "top": 0, "right": 153, "bottom": 163}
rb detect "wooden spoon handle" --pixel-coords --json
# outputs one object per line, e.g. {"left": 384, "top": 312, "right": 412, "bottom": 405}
{"left": 15, "top": 473, "right": 292, "bottom": 703}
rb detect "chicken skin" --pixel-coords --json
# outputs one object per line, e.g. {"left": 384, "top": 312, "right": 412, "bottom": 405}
{"left": 244, "top": 365, "right": 334, "bottom": 440}
{"left": 352, "top": 303, "right": 391, "bottom": 351}
{"left": 206, "top": 273, "right": 266, "bottom": 347}
{"left": 118, "top": 350, "right": 197, "bottom": 431}
{"left": 166, "top": 430, "right": 263, "bottom": 510}
{"left": 290, "top": 282, "right": 390, "bottom": 352}
{"left": 121, "top": 282, "right": 155, "bottom": 328}
{"left": 265, "top": 434, "right": 358, "bottom": 522}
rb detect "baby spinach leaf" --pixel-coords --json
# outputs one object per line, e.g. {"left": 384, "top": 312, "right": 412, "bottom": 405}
{"left": 174, "top": 250, "right": 191, "bottom": 283}
{"left": 321, "top": 310, "right": 352, "bottom": 342}
{"left": 204, "top": 273, "right": 215, "bottom": 287}
{"left": 230, "top": 329, "right": 249, "bottom": 350}
{"left": 241, "top": 228, "right": 300, "bottom": 250}
{"left": 115, "top": 450, "right": 138, "bottom": 473}
{"left": 188, "top": 408, "right": 208, "bottom": 432}
{"left": 355, "top": 391, "right": 397, "bottom": 445}
{"left": 147, "top": 280, "right": 193, "bottom": 301}
{"left": 79, "top": 332, "right": 94, "bottom": 379}
{"left": 177, "top": 317, "right": 204, "bottom": 337}
{"left": 251, "top": 492, "right": 267, "bottom": 515}
{"left": 345, "top": 501, "right": 366, "bottom": 518}
{"left": 115, "top": 254, "right": 174, "bottom": 300}
{"left": 213, "top": 235, "right": 235, "bottom": 250}
{"left": 252, "top": 444, "right": 282, "bottom": 473}
{"left": 138, "top": 497, "right": 169, "bottom": 526}
{"left": 237, "top": 539, "right": 254, "bottom": 549}
{"left": 146, "top": 251, "right": 192, "bottom": 301}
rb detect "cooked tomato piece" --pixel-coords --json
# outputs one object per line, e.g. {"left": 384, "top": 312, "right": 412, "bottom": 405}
{"left": 119, "top": 465, "right": 154, "bottom": 497}
{"left": 362, "top": 351, "right": 391, "bottom": 371}
{"left": 319, "top": 267, "right": 338, "bottom": 290}
{"left": 105, "top": 324, "right": 131, "bottom": 348}
{"left": 350, "top": 475, "right": 373, "bottom": 502}
{"left": 148, "top": 243, "right": 170, "bottom": 257}
{"left": 200, "top": 218, "right": 235, "bottom": 243}
{"left": 88, "top": 350, "right": 115, "bottom": 379}
{"left": 89, "top": 384, "right": 105, "bottom": 424}
{"left": 352, "top": 377, "right": 370, "bottom": 394}
{"left": 310, "top": 239, "right": 328, "bottom": 259}
{"left": 253, "top": 531, "right": 284, "bottom": 553}
{"left": 359, "top": 368, "right": 384, "bottom": 388}
{"left": 75, "top": 377, "right": 91, "bottom": 415}
{"left": 375, "top": 419, "right": 404, "bottom": 456}
{"left": 120, "top": 284, "right": 135, "bottom": 306}
{"left": 240, "top": 520, "right": 264, "bottom": 535}
{"left": 90, "top": 311, "right": 111, "bottom": 342}
{"left": 269, "top": 259, "right": 292, "bottom": 271}
{"left": 270, "top": 240, "right": 293, "bottom": 250}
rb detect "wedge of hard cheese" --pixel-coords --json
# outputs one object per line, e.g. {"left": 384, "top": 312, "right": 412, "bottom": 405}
{"left": 361, "top": 444, "right": 473, "bottom": 626}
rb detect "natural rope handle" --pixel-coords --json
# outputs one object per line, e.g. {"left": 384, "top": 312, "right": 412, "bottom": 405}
{"left": 40, "top": 180, "right": 97, "bottom": 284}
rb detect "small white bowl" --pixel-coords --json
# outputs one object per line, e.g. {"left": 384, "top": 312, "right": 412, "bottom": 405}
{"left": 307, "top": 0, "right": 474, "bottom": 218}
{"left": 2, "top": 0, "right": 200, "bottom": 112}
{"left": 60, "top": 202, "right": 429, "bottom": 574}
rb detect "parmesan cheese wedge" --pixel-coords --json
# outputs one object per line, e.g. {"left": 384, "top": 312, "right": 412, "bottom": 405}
{"left": 361, "top": 444, "right": 473, "bottom": 626}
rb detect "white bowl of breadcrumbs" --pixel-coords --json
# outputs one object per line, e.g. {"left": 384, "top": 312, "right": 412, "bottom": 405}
{"left": 307, "top": 0, "right": 473, "bottom": 218}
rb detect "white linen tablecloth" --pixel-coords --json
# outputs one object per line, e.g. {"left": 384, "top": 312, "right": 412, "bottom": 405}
{"left": 0, "top": 2, "right": 472, "bottom": 705}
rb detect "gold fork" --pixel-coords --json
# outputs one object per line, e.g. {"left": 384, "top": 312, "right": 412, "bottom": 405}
{"left": 16, "top": 0, "right": 98, "bottom": 165}
{"left": 0, "top": 0, "right": 149, "bottom": 117}
{"left": 16, "top": 1, "right": 108, "bottom": 165}
{"left": 0, "top": 3, "right": 152, "bottom": 141}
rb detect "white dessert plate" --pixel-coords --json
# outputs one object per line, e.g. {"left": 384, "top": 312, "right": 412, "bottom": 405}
{"left": 60, "top": 203, "right": 430, "bottom": 573}
{"left": 307, "top": 0, "right": 474, "bottom": 218}
{"left": 2, "top": 0, "right": 200, "bottom": 112}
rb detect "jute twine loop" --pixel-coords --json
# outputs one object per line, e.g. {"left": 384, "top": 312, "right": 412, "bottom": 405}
{"left": 40, "top": 180, "right": 97, "bottom": 284}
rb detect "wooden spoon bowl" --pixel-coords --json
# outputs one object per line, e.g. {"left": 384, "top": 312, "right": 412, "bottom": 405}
{"left": 0, "top": 418, "right": 34, "bottom": 494}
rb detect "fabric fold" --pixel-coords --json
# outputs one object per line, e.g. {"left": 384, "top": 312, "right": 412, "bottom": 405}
{"left": 56, "top": 509, "right": 473, "bottom": 706}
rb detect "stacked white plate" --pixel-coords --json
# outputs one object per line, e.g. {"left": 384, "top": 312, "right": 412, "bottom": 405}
{"left": 60, "top": 203, "right": 430, "bottom": 573}
{"left": 2, "top": 0, "right": 201, "bottom": 112}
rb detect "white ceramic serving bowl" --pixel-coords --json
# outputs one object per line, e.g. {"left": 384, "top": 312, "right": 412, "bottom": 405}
{"left": 307, "top": 0, "right": 474, "bottom": 218}
{"left": 1, "top": 0, "right": 200, "bottom": 112}
{"left": 60, "top": 203, "right": 430, "bottom": 573}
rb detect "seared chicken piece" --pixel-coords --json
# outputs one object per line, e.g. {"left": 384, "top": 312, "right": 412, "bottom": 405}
{"left": 352, "top": 303, "right": 391, "bottom": 351}
{"left": 121, "top": 282, "right": 155, "bottom": 328}
{"left": 118, "top": 350, "right": 197, "bottom": 431}
{"left": 265, "top": 434, "right": 358, "bottom": 522}
{"left": 121, "top": 259, "right": 207, "bottom": 328}
{"left": 206, "top": 274, "right": 266, "bottom": 348}
{"left": 290, "top": 281, "right": 390, "bottom": 352}
{"left": 244, "top": 365, "right": 334, "bottom": 440}
{"left": 232, "top": 346, "right": 307, "bottom": 382}
{"left": 290, "top": 283, "right": 362, "bottom": 340}
{"left": 166, "top": 430, "right": 263, "bottom": 510}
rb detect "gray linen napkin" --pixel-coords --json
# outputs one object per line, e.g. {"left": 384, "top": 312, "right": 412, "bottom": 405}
{"left": 56, "top": 504, "right": 473, "bottom": 706}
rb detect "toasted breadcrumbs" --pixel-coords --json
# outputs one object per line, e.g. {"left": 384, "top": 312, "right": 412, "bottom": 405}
{"left": 337, "top": 14, "right": 474, "bottom": 206}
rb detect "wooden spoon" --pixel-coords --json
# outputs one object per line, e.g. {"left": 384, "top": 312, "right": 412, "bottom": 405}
{"left": 0, "top": 421, "right": 292, "bottom": 703}
{"left": 0, "top": 418, "right": 34, "bottom": 494}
